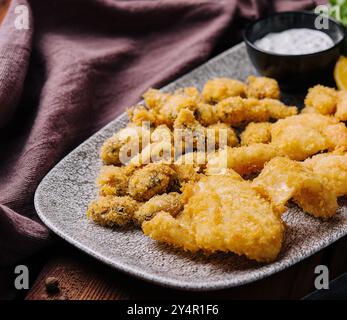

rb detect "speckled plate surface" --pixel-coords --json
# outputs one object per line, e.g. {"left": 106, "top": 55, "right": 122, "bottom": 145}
{"left": 34, "top": 42, "right": 347, "bottom": 291}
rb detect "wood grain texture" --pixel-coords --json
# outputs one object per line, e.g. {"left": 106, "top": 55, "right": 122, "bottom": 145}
{"left": 24, "top": 237, "right": 347, "bottom": 300}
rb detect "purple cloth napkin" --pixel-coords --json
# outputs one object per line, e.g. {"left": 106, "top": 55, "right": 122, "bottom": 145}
{"left": 0, "top": 0, "right": 323, "bottom": 266}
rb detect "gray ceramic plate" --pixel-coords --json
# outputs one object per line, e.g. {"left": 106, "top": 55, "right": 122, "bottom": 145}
{"left": 35, "top": 43, "right": 347, "bottom": 291}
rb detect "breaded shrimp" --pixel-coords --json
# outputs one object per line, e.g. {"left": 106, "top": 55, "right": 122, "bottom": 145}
{"left": 260, "top": 99, "right": 297, "bottom": 119}
{"left": 87, "top": 196, "right": 139, "bottom": 227}
{"left": 202, "top": 78, "right": 246, "bottom": 104}
{"left": 240, "top": 122, "right": 272, "bottom": 146}
{"left": 206, "top": 144, "right": 278, "bottom": 176}
{"left": 128, "top": 164, "right": 178, "bottom": 201}
{"left": 134, "top": 192, "right": 183, "bottom": 225}
{"left": 246, "top": 76, "right": 280, "bottom": 100}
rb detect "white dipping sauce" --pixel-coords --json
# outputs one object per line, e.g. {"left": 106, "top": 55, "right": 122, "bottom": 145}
{"left": 254, "top": 28, "right": 334, "bottom": 55}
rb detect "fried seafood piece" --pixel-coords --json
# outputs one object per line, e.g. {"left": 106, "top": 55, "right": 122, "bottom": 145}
{"left": 207, "top": 122, "right": 239, "bottom": 149}
{"left": 252, "top": 157, "right": 338, "bottom": 218}
{"left": 335, "top": 91, "right": 347, "bottom": 121}
{"left": 87, "top": 196, "right": 139, "bottom": 227}
{"left": 143, "top": 88, "right": 198, "bottom": 126}
{"left": 128, "top": 164, "right": 178, "bottom": 201}
{"left": 134, "top": 192, "right": 183, "bottom": 225}
{"left": 100, "top": 124, "right": 151, "bottom": 165}
{"left": 202, "top": 78, "right": 246, "bottom": 103}
{"left": 143, "top": 175, "right": 284, "bottom": 262}
{"left": 216, "top": 97, "right": 269, "bottom": 126}
{"left": 240, "top": 122, "right": 272, "bottom": 146}
{"left": 127, "top": 105, "right": 168, "bottom": 127}
{"left": 215, "top": 97, "right": 295, "bottom": 126}
{"left": 270, "top": 113, "right": 347, "bottom": 160}
{"left": 173, "top": 108, "right": 206, "bottom": 153}
{"left": 260, "top": 99, "right": 297, "bottom": 119}
{"left": 304, "top": 151, "right": 347, "bottom": 197}
{"left": 129, "top": 124, "right": 173, "bottom": 165}
{"left": 97, "top": 165, "right": 135, "bottom": 196}
{"left": 206, "top": 144, "right": 278, "bottom": 176}
{"left": 194, "top": 102, "right": 218, "bottom": 126}
{"left": 246, "top": 76, "right": 280, "bottom": 100}
{"left": 303, "top": 85, "right": 337, "bottom": 115}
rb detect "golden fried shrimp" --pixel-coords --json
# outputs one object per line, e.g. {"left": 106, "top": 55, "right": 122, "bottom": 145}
{"left": 260, "top": 99, "right": 297, "bottom": 119}
{"left": 128, "top": 164, "right": 178, "bottom": 201}
{"left": 202, "top": 78, "right": 246, "bottom": 104}
{"left": 87, "top": 196, "right": 139, "bottom": 227}
{"left": 216, "top": 97, "right": 269, "bottom": 126}
{"left": 252, "top": 157, "right": 338, "bottom": 218}
{"left": 143, "top": 175, "right": 284, "bottom": 262}
{"left": 240, "top": 122, "right": 272, "bottom": 146}
{"left": 206, "top": 144, "right": 278, "bottom": 176}
{"left": 246, "top": 76, "right": 280, "bottom": 100}
{"left": 304, "top": 151, "right": 347, "bottom": 197}
{"left": 303, "top": 85, "right": 337, "bottom": 115}
{"left": 134, "top": 192, "right": 183, "bottom": 225}
{"left": 335, "top": 91, "right": 347, "bottom": 121}
{"left": 100, "top": 124, "right": 151, "bottom": 165}
{"left": 207, "top": 122, "right": 239, "bottom": 149}
{"left": 97, "top": 165, "right": 135, "bottom": 196}
{"left": 194, "top": 103, "right": 218, "bottom": 126}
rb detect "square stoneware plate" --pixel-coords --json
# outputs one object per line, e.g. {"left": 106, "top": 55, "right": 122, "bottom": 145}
{"left": 35, "top": 43, "right": 347, "bottom": 291}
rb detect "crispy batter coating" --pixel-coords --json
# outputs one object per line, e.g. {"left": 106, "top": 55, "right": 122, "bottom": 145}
{"left": 215, "top": 97, "right": 295, "bottom": 126}
{"left": 207, "top": 122, "right": 239, "bottom": 149}
{"left": 246, "top": 76, "right": 280, "bottom": 100}
{"left": 134, "top": 192, "right": 183, "bottom": 225}
{"left": 143, "top": 88, "right": 197, "bottom": 126}
{"left": 304, "top": 151, "right": 347, "bottom": 197}
{"left": 128, "top": 164, "right": 178, "bottom": 201}
{"left": 143, "top": 175, "right": 284, "bottom": 262}
{"left": 194, "top": 102, "right": 218, "bottom": 126}
{"left": 304, "top": 85, "right": 337, "bottom": 115}
{"left": 240, "top": 122, "right": 272, "bottom": 146}
{"left": 97, "top": 165, "right": 135, "bottom": 196}
{"left": 216, "top": 97, "right": 269, "bottom": 125}
{"left": 271, "top": 114, "right": 347, "bottom": 160}
{"left": 260, "top": 99, "right": 297, "bottom": 119}
{"left": 100, "top": 124, "right": 151, "bottom": 165}
{"left": 252, "top": 157, "right": 338, "bottom": 218}
{"left": 127, "top": 105, "right": 168, "bottom": 127}
{"left": 202, "top": 78, "right": 246, "bottom": 103}
{"left": 206, "top": 144, "right": 278, "bottom": 176}
{"left": 87, "top": 196, "right": 139, "bottom": 227}
{"left": 335, "top": 91, "right": 347, "bottom": 121}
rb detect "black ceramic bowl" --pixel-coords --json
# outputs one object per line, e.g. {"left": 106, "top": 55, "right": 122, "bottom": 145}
{"left": 244, "top": 11, "right": 346, "bottom": 92}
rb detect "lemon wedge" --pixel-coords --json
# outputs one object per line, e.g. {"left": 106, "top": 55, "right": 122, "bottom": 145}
{"left": 334, "top": 56, "right": 347, "bottom": 91}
